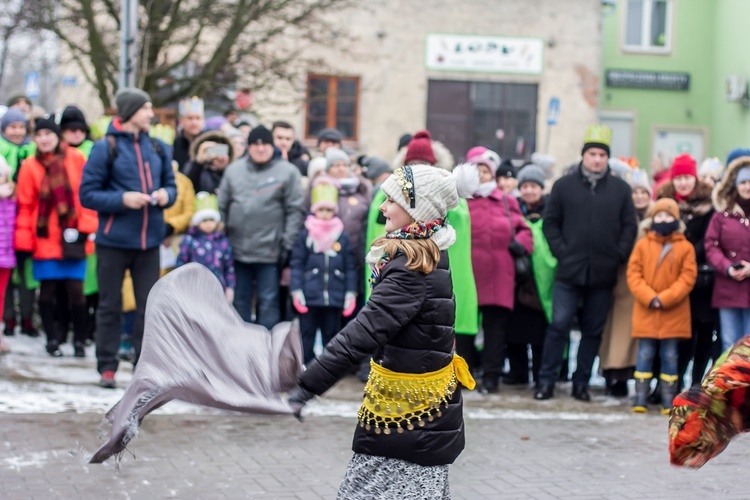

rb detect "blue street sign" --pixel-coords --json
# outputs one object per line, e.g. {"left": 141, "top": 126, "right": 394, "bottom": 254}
{"left": 25, "top": 71, "right": 40, "bottom": 99}
{"left": 61, "top": 75, "right": 77, "bottom": 87}
{"left": 546, "top": 97, "right": 560, "bottom": 126}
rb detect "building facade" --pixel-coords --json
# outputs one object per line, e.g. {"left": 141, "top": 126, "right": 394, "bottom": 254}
{"left": 602, "top": 0, "right": 750, "bottom": 167}
{"left": 256, "top": 0, "right": 602, "bottom": 165}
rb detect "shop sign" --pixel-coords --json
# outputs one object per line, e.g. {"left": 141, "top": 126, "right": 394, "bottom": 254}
{"left": 606, "top": 69, "right": 690, "bottom": 91}
{"left": 425, "top": 34, "right": 544, "bottom": 74}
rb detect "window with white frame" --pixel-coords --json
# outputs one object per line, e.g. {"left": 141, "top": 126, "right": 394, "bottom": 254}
{"left": 624, "top": 0, "right": 672, "bottom": 52}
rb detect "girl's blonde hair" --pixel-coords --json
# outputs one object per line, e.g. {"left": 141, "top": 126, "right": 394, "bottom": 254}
{"left": 372, "top": 237, "right": 441, "bottom": 274}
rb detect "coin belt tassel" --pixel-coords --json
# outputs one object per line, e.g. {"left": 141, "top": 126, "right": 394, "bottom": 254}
{"left": 358, "top": 355, "right": 476, "bottom": 434}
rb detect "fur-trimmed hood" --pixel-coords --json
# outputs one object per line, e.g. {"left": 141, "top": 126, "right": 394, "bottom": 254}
{"left": 656, "top": 180, "right": 714, "bottom": 218}
{"left": 188, "top": 130, "right": 237, "bottom": 164}
{"left": 392, "top": 140, "right": 455, "bottom": 171}
{"left": 713, "top": 155, "right": 750, "bottom": 212}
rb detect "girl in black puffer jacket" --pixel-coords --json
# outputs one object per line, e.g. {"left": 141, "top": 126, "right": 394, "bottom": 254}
{"left": 288, "top": 162, "right": 479, "bottom": 499}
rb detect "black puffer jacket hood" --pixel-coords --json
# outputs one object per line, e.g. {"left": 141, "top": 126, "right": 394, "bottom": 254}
{"left": 299, "top": 251, "right": 465, "bottom": 466}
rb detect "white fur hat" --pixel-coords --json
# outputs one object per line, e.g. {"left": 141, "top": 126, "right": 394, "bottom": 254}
{"left": 380, "top": 163, "right": 479, "bottom": 250}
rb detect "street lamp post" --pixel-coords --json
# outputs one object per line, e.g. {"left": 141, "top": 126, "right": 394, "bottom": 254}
{"left": 119, "top": 0, "right": 138, "bottom": 89}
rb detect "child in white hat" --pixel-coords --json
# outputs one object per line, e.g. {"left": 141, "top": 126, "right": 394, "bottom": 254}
{"left": 286, "top": 162, "right": 480, "bottom": 498}
{"left": 176, "top": 192, "right": 235, "bottom": 303}
{"left": 290, "top": 175, "right": 358, "bottom": 364}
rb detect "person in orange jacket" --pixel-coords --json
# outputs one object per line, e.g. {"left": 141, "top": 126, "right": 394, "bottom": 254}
{"left": 14, "top": 115, "right": 98, "bottom": 357}
{"left": 627, "top": 198, "right": 697, "bottom": 414}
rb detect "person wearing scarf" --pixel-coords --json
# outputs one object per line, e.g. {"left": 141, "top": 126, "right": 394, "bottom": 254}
{"left": 535, "top": 125, "right": 637, "bottom": 402}
{"left": 655, "top": 153, "right": 717, "bottom": 391}
{"left": 705, "top": 150, "right": 750, "bottom": 355}
{"left": 287, "top": 163, "right": 479, "bottom": 499}
{"left": 290, "top": 175, "right": 358, "bottom": 364}
{"left": 14, "top": 115, "right": 98, "bottom": 358}
{"left": 466, "top": 147, "right": 533, "bottom": 394}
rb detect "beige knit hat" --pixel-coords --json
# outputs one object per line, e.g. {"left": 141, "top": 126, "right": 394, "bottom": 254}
{"left": 380, "top": 163, "right": 479, "bottom": 250}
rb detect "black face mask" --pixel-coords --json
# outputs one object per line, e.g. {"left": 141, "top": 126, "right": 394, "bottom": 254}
{"left": 653, "top": 220, "right": 679, "bottom": 236}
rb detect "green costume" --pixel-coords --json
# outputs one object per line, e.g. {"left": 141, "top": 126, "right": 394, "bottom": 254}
{"left": 0, "top": 136, "right": 35, "bottom": 178}
{"left": 76, "top": 139, "right": 95, "bottom": 159}
{"left": 527, "top": 219, "right": 558, "bottom": 323}
{"left": 365, "top": 189, "right": 479, "bottom": 335}
{"left": 75, "top": 139, "right": 98, "bottom": 296}
{"left": 1, "top": 136, "right": 38, "bottom": 289}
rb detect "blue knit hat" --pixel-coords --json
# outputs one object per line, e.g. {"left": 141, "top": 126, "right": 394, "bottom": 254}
{"left": 1, "top": 108, "right": 26, "bottom": 132}
{"left": 736, "top": 167, "right": 750, "bottom": 187}
{"left": 726, "top": 148, "right": 750, "bottom": 166}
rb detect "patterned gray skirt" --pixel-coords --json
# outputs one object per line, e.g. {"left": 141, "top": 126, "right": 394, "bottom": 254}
{"left": 336, "top": 453, "right": 451, "bottom": 499}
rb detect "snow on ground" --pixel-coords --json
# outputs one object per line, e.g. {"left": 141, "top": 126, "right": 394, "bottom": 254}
{"left": 0, "top": 333, "right": 636, "bottom": 422}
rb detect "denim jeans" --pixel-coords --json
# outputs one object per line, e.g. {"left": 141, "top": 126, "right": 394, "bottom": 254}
{"left": 719, "top": 308, "right": 750, "bottom": 353}
{"left": 636, "top": 338, "right": 679, "bottom": 376}
{"left": 234, "top": 261, "right": 280, "bottom": 330}
{"left": 538, "top": 281, "right": 613, "bottom": 386}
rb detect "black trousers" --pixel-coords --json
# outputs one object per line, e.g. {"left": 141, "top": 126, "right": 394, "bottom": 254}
{"left": 480, "top": 306, "right": 510, "bottom": 382}
{"left": 39, "top": 279, "right": 87, "bottom": 348}
{"left": 506, "top": 343, "right": 544, "bottom": 384}
{"left": 95, "top": 246, "right": 159, "bottom": 374}
{"left": 300, "top": 306, "right": 341, "bottom": 365}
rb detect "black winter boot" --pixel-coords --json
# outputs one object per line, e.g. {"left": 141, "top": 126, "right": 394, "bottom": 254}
{"left": 633, "top": 371, "right": 651, "bottom": 413}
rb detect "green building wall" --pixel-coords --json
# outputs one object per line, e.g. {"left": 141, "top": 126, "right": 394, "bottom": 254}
{"left": 601, "top": 0, "right": 716, "bottom": 166}
{"left": 711, "top": 0, "right": 750, "bottom": 159}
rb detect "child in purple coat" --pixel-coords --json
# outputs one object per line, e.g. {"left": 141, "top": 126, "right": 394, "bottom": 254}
{"left": 176, "top": 192, "right": 235, "bottom": 303}
{"left": 0, "top": 156, "right": 17, "bottom": 352}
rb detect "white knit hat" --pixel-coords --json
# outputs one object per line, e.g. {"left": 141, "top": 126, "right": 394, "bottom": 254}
{"left": 380, "top": 163, "right": 479, "bottom": 250}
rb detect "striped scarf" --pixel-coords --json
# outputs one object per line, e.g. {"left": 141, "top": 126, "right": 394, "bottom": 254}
{"left": 36, "top": 143, "right": 77, "bottom": 238}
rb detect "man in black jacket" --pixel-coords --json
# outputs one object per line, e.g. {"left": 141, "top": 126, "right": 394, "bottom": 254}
{"left": 534, "top": 126, "right": 637, "bottom": 401}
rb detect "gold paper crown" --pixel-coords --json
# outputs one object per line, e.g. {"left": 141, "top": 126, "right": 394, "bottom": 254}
{"left": 194, "top": 191, "right": 218, "bottom": 212}
{"left": 311, "top": 181, "right": 339, "bottom": 207}
{"left": 583, "top": 125, "right": 612, "bottom": 147}
{"left": 179, "top": 96, "right": 204, "bottom": 117}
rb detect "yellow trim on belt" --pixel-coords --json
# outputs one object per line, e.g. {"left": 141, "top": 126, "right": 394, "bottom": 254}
{"left": 357, "top": 354, "right": 475, "bottom": 434}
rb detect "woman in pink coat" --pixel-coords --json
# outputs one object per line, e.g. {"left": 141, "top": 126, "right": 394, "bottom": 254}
{"left": 467, "top": 148, "right": 533, "bottom": 393}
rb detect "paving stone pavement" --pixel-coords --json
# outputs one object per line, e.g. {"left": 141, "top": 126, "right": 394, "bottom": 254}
{"left": 2, "top": 409, "right": 750, "bottom": 499}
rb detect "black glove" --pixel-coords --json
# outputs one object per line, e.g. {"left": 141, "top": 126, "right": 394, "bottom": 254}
{"left": 164, "top": 223, "right": 175, "bottom": 237}
{"left": 287, "top": 385, "right": 315, "bottom": 420}
{"left": 278, "top": 248, "right": 291, "bottom": 269}
{"left": 508, "top": 239, "right": 527, "bottom": 258}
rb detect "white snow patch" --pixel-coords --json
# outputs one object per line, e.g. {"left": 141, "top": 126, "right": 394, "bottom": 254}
{"left": 2, "top": 450, "right": 60, "bottom": 470}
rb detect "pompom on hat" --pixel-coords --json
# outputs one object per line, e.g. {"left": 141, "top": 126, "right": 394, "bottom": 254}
{"left": 191, "top": 191, "right": 221, "bottom": 227}
{"left": 380, "top": 162, "right": 479, "bottom": 250}
{"left": 404, "top": 130, "right": 437, "bottom": 165}
{"left": 310, "top": 175, "right": 340, "bottom": 213}
{"left": 466, "top": 146, "right": 500, "bottom": 175}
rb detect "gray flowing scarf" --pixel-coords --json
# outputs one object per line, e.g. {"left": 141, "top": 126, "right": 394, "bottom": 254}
{"left": 90, "top": 264, "right": 302, "bottom": 465}
{"left": 581, "top": 164, "right": 608, "bottom": 192}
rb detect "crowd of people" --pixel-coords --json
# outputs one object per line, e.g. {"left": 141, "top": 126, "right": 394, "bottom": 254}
{"left": 1, "top": 88, "right": 749, "bottom": 417}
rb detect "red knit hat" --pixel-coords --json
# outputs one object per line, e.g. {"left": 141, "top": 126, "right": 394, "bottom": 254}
{"left": 404, "top": 130, "right": 437, "bottom": 165}
{"left": 670, "top": 154, "right": 697, "bottom": 179}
